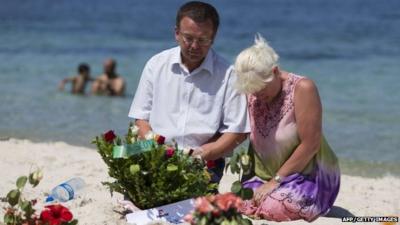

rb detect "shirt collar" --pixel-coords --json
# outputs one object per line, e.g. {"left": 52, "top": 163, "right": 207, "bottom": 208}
{"left": 171, "top": 46, "right": 214, "bottom": 75}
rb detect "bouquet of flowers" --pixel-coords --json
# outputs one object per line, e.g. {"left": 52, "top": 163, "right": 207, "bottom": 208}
{"left": 2, "top": 169, "right": 77, "bottom": 225}
{"left": 184, "top": 193, "right": 252, "bottom": 225}
{"left": 92, "top": 123, "right": 217, "bottom": 209}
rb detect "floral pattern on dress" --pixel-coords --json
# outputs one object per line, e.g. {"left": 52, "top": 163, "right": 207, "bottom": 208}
{"left": 248, "top": 74, "right": 302, "bottom": 138}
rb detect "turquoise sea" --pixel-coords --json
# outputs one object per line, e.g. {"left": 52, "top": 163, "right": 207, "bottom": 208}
{"left": 0, "top": 0, "right": 399, "bottom": 177}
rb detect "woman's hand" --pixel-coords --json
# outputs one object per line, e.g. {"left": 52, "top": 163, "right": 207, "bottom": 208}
{"left": 253, "top": 180, "right": 279, "bottom": 205}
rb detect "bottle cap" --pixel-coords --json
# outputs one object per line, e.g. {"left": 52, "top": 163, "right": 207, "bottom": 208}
{"left": 45, "top": 195, "right": 54, "bottom": 202}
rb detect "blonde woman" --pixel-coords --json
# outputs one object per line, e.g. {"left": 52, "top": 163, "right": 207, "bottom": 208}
{"left": 234, "top": 34, "right": 340, "bottom": 222}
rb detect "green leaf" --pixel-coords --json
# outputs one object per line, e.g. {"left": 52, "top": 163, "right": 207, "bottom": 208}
{"left": 28, "top": 173, "right": 34, "bottom": 185}
{"left": 231, "top": 181, "right": 242, "bottom": 194}
{"left": 6, "top": 189, "right": 20, "bottom": 206}
{"left": 200, "top": 217, "right": 208, "bottom": 225}
{"left": 242, "top": 165, "right": 252, "bottom": 175}
{"left": 91, "top": 138, "right": 97, "bottom": 144}
{"left": 166, "top": 164, "right": 178, "bottom": 172}
{"left": 230, "top": 162, "right": 239, "bottom": 174}
{"left": 21, "top": 200, "right": 35, "bottom": 219}
{"left": 221, "top": 219, "right": 230, "bottom": 225}
{"left": 68, "top": 219, "right": 79, "bottom": 225}
{"left": 241, "top": 218, "right": 253, "bottom": 225}
{"left": 16, "top": 176, "right": 27, "bottom": 189}
{"left": 241, "top": 188, "right": 254, "bottom": 200}
{"left": 4, "top": 213, "right": 15, "bottom": 224}
{"left": 230, "top": 220, "right": 239, "bottom": 225}
{"left": 129, "top": 164, "right": 140, "bottom": 175}
{"left": 19, "top": 200, "right": 30, "bottom": 210}
{"left": 230, "top": 153, "right": 238, "bottom": 166}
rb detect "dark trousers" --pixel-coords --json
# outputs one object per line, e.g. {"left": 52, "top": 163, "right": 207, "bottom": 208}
{"left": 208, "top": 158, "right": 225, "bottom": 186}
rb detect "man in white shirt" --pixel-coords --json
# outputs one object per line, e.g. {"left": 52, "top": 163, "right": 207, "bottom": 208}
{"left": 128, "top": 1, "right": 250, "bottom": 182}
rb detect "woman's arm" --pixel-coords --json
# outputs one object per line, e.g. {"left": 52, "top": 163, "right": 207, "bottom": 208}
{"left": 276, "top": 78, "right": 322, "bottom": 178}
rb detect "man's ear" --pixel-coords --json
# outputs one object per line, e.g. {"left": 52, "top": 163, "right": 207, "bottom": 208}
{"left": 174, "top": 26, "right": 180, "bottom": 42}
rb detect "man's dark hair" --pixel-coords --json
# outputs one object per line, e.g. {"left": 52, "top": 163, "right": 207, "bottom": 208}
{"left": 176, "top": 1, "right": 219, "bottom": 34}
{"left": 78, "top": 63, "right": 90, "bottom": 73}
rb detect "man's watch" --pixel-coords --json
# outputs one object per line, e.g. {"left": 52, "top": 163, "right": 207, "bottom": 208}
{"left": 273, "top": 175, "right": 283, "bottom": 183}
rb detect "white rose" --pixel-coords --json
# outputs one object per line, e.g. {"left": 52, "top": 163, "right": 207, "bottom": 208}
{"left": 32, "top": 169, "right": 43, "bottom": 182}
{"left": 240, "top": 154, "right": 250, "bottom": 166}
{"left": 130, "top": 125, "right": 139, "bottom": 136}
{"left": 182, "top": 147, "right": 192, "bottom": 155}
{"left": 144, "top": 131, "right": 155, "bottom": 140}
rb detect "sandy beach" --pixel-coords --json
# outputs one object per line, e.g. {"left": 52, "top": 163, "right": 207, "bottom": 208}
{"left": 1, "top": 139, "right": 399, "bottom": 225}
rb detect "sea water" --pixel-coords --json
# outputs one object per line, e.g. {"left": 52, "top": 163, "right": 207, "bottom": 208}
{"left": 0, "top": 0, "right": 399, "bottom": 177}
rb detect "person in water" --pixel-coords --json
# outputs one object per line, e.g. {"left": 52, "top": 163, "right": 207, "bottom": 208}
{"left": 58, "top": 63, "right": 93, "bottom": 94}
{"left": 91, "top": 58, "right": 126, "bottom": 96}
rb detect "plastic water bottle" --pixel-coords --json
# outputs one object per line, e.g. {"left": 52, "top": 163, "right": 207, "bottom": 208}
{"left": 46, "top": 177, "right": 85, "bottom": 202}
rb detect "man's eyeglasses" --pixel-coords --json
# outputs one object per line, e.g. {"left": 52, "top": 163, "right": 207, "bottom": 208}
{"left": 180, "top": 33, "right": 213, "bottom": 47}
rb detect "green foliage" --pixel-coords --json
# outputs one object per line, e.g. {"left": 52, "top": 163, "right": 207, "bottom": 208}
{"left": 2, "top": 170, "right": 78, "bottom": 225}
{"left": 16, "top": 176, "right": 27, "bottom": 190}
{"left": 93, "top": 125, "right": 217, "bottom": 209}
{"left": 225, "top": 148, "right": 254, "bottom": 200}
{"left": 6, "top": 190, "right": 20, "bottom": 207}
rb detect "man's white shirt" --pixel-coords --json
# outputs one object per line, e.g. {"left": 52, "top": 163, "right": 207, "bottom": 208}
{"left": 129, "top": 46, "right": 250, "bottom": 148}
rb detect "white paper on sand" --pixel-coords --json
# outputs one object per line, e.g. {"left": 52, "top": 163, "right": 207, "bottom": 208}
{"left": 125, "top": 198, "right": 194, "bottom": 224}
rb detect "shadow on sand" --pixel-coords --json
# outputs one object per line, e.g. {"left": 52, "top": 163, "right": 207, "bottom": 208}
{"left": 325, "top": 206, "right": 355, "bottom": 218}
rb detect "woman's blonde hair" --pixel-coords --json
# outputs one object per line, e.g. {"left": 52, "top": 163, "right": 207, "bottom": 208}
{"left": 234, "top": 33, "right": 279, "bottom": 94}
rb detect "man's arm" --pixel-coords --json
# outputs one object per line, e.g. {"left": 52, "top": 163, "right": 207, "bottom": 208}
{"left": 197, "top": 132, "right": 248, "bottom": 160}
{"left": 196, "top": 67, "right": 250, "bottom": 160}
{"left": 129, "top": 59, "right": 155, "bottom": 136}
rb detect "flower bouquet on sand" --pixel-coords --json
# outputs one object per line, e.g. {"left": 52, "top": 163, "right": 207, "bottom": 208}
{"left": 92, "top": 123, "right": 217, "bottom": 209}
{"left": 2, "top": 170, "right": 78, "bottom": 225}
{"left": 184, "top": 193, "right": 252, "bottom": 225}
{"left": 183, "top": 150, "right": 255, "bottom": 225}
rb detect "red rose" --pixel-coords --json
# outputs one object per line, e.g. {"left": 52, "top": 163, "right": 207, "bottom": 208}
{"left": 155, "top": 135, "right": 166, "bottom": 145}
{"left": 206, "top": 160, "right": 216, "bottom": 169}
{"left": 103, "top": 130, "right": 116, "bottom": 143}
{"left": 165, "top": 147, "right": 175, "bottom": 158}
{"left": 40, "top": 204, "right": 73, "bottom": 225}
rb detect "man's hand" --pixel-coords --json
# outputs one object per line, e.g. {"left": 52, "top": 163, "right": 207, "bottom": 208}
{"left": 134, "top": 119, "right": 152, "bottom": 139}
{"left": 190, "top": 147, "right": 204, "bottom": 160}
{"left": 200, "top": 133, "right": 247, "bottom": 160}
